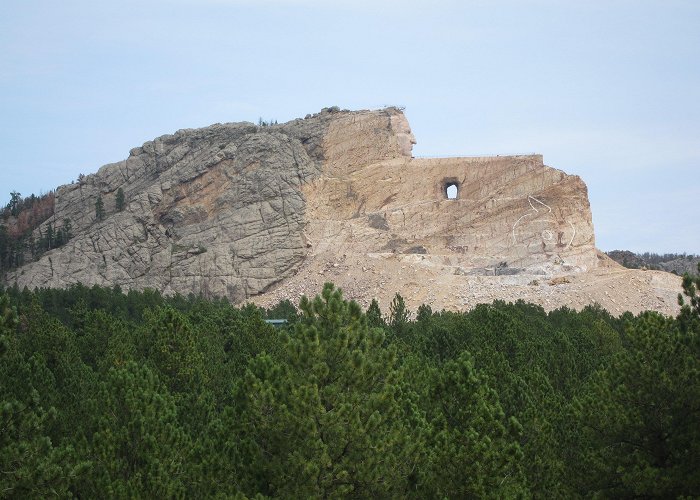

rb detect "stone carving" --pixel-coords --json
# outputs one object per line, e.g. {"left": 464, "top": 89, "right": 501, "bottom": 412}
{"left": 4, "top": 107, "right": 681, "bottom": 315}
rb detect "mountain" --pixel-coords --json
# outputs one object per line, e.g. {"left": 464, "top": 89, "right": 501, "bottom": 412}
{"left": 2, "top": 107, "right": 682, "bottom": 315}
{"left": 607, "top": 250, "right": 699, "bottom": 275}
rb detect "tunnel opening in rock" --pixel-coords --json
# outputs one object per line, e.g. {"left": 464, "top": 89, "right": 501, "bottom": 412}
{"left": 445, "top": 182, "right": 458, "bottom": 200}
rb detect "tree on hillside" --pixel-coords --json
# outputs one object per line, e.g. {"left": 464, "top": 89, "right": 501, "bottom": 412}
{"left": 61, "top": 218, "right": 72, "bottom": 243}
{"left": 0, "top": 225, "right": 9, "bottom": 273}
{"left": 7, "top": 191, "right": 21, "bottom": 216}
{"left": 115, "top": 188, "right": 125, "bottom": 212}
{"left": 416, "top": 303, "right": 433, "bottom": 323}
{"left": 45, "top": 222, "right": 54, "bottom": 249}
{"left": 95, "top": 196, "right": 105, "bottom": 221}
{"left": 366, "top": 298, "right": 386, "bottom": 329}
{"left": 678, "top": 262, "right": 700, "bottom": 333}
{"left": 389, "top": 293, "right": 410, "bottom": 335}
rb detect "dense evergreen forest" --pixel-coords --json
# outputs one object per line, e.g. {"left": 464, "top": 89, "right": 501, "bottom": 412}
{"left": 1, "top": 270, "right": 698, "bottom": 498}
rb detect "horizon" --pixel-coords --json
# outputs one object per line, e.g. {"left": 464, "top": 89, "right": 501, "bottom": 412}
{"left": 1, "top": 0, "right": 698, "bottom": 254}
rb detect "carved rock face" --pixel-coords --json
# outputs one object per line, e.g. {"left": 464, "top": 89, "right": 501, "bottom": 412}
{"left": 390, "top": 113, "right": 416, "bottom": 157}
{"left": 6, "top": 107, "right": 677, "bottom": 315}
{"left": 303, "top": 152, "right": 597, "bottom": 276}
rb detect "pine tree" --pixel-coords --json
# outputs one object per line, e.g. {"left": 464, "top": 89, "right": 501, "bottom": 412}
{"left": 45, "top": 222, "right": 54, "bottom": 249}
{"left": 574, "top": 308, "right": 700, "bottom": 497}
{"left": 115, "top": 188, "right": 125, "bottom": 212}
{"left": 0, "top": 225, "right": 8, "bottom": 273}
{"left": 238, "top": 283, "right": 418, "bottom": 497}
{"left": 389, "top": 292, "right": 410, "bottom": 335}
{"left": 678, "top": 262, "right": 700, "bottom": 334}
{"left": 366, "top": 298, "right": 386, "bottom": 329}
{"left": 0, "top": 294, "right": 87, "bottom": 497}
{"left": 55, "top": 226, "right": 64, "bottom": 247}
{"left": 62, "top": 218, "right": 72, "bottom": 242}
{"left": 95, "top": 195, "right": 105, "bottom": 221}
{"left": 82, "top": 362, "right": 190, "bottom": 497}
{"left": 421, "top": 352, "right": 528, "bottom": 497}
{"left": 141, "top": 306, "right": 208, "bottom": 396}
{"left": 8, "top": 191, "right": 21, "bottom": 216}
{"left": 416, "top": 303, "right": 433, "bottom": 323}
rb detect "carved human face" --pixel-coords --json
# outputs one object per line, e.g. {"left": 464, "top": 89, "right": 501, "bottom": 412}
{"left": 390, "top": 114, "right": 417, "bottom": 156}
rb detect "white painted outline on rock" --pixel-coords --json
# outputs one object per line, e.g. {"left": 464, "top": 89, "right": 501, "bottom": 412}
{"left": 511, "top": 195, "right": 575, "bottom": 249}
{"left": 567, "top": 220, "right": 576, "bottom": 248}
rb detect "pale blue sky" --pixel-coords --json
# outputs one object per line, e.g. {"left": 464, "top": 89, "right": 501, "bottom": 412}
{"left": 1, "top": 0, "right": 698, "bottom": 253}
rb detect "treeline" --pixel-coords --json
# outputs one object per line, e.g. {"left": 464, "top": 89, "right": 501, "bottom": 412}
{"left": 1, "top": 191, "right": 54, "bottom": 220}
{"left": 607, "top": 249, "right": 699, "bottom": 275}
{"left": 0, "top": 218, "right": 72, "bottom": 275}
{"left": 0, "top": 191, "right": 70, "bottom": 276}
{"left": 1, "top": 275, "right": 698, "bottom": 498}
{"left": 1, "top": 188, "right": 129, "bottom": 276}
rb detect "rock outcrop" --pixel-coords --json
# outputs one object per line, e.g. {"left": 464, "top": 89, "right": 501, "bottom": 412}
{"left": 4, "top": 107, "right": 682, "bottom": 315}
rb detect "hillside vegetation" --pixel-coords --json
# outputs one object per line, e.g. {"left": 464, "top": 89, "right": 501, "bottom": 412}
{"left": 0, "top": 191, "right": 69, "bottom": 276}
{"left": 607, "top": 250, "right": 700, "bottom": 275}
{"left": 1, "top": 272, "right": 699, "bottom": 498}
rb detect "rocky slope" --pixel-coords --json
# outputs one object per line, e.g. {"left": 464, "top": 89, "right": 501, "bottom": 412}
{"left": 4, "top": 107, "right": 682, "bottom": 315}
{"left": 607, "top": 250, "right": 699, "bottom": 275}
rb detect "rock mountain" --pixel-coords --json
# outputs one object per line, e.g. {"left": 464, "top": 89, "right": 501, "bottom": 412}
{"left": 5, "top": 107, "right": 681, "bottom": 315}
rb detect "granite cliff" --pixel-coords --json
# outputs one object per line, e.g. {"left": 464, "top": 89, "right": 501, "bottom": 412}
{"left": 4, "top": 107, "right": 681, "bottom": 314}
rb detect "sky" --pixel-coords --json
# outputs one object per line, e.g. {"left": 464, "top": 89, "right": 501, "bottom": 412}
{"left": 0, "top": 0, "right": 698, "bottom": 253}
